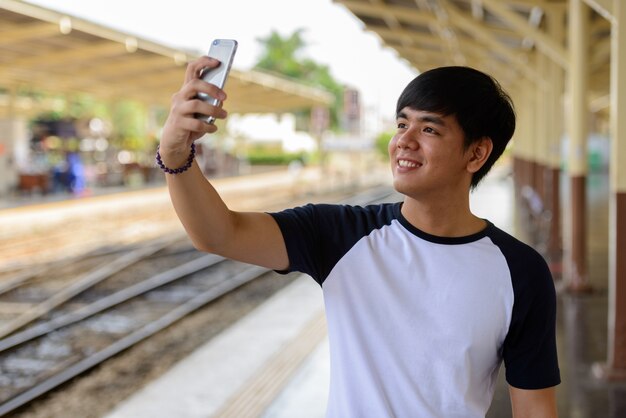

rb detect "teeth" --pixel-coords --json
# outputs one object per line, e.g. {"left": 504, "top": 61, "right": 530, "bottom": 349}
{"left": 398, "top": 159, "right": 418, "bottom": 168}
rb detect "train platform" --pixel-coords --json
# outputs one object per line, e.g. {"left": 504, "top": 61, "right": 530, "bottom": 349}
{"left": 97, "top": 169, "right": 626, "bottom": 418}
{"left": 0, "top": 164, "right": 383, "bottom": 270}
{"left": 0, "top": 166, "right": 328, "bottom": 239}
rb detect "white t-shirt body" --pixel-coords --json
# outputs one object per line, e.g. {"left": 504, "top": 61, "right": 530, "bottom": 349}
{"left": 270, "top": 202, "right": 560, "bottom": 418}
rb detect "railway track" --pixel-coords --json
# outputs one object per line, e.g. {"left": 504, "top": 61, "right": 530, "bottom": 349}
{"left": 0, "top": 185, "right": 398, "bottom": 416}
{"left": 0, "top": 207, "right": 180, "bottom": 273}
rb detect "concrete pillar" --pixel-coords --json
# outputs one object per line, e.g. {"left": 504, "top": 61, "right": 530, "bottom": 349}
{"left": 510, "top": 86, "right": 525, "bottom": 212}
{"left": 546, "top": 7, "right": 566, "bottom": 275}
{"left": 595, "top": 0, "right": 626, "bottom": 380}
{"left": 535, "top": 50, "right": 550, "bottom": 205}
{"left": 565, "top": 0, "right": 591, "bottom": 292}
{"left": 520, "top": 80, "right": 537, "bottom": 192}
{"left": 0, "top": 118, "right": 29, "bottom": 196}
{"left": 511, "top": 81, "right": 539, "bottom": 243}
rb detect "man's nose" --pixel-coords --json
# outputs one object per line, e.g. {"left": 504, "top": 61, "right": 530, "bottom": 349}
{"left": 396, "top": 130, "right": 418, "bottom": 150}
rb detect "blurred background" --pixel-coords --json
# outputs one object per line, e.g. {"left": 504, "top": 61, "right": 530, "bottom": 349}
{"left": 0, "top": 0, "right": 625, "bottom": 417}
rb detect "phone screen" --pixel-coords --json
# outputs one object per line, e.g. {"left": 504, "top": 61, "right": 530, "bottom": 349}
{"left": 196, "top": 39, "right": 238, "bottom": 123}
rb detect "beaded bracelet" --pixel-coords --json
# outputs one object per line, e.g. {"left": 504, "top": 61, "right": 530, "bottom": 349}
{"left": 155, "top": 143, "right": 196, "bottom": 174}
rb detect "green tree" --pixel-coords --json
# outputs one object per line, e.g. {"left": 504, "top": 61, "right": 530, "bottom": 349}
{"left": 254, "top": 29, "right": 343, "bottom": 130}
{"left": 110, "top": 100, "right": 148, "bottom": 151}
{"left": 375, "top": 130, "right": 394, "bottom": 160}
{"left": 255, "top": 29, "right": 307, "bottom": 78}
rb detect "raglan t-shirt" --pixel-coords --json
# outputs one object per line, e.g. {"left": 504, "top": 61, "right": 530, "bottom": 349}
{"left": 269, "top": 202, "right": 560, "bottom": 418}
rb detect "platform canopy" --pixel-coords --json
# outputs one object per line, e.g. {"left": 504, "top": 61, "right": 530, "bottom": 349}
{"left": 0, "top": 0, "right": 334, "bottom": 117}
{"left": 335, "top": 0, "right": 612, "bottom": 117}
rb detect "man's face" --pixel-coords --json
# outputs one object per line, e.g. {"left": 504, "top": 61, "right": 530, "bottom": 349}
{"left": 388, "top": 107, "right": 472, "bottom": 199}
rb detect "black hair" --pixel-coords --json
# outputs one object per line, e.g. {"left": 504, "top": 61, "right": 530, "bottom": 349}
{"left": 396, "top": 66, "right": 516, "bottom": 189}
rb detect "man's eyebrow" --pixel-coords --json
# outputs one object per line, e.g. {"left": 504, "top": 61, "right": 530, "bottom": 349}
{"left": 419, "top": 114, "right": 446, "bottom": 127}
{"left": 395, "top": 111, "right": 447, "bottom": 127}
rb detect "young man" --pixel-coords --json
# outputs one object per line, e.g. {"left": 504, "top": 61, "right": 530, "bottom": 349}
{"left": 158, "top": 57, "right": 560, "bottom": 418}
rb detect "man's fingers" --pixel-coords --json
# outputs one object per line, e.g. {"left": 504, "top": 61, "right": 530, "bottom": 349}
{"left": 175, "top": 114, "right": 218, "bottom": 135}
{"left": 183, "top": 56, "right": 220, "bottom": 85}
{"left": 179, "top": 79, "right": 227, "bottom": 102}
{"left": 174, "top": 96, "right": 228, "bottom": 121}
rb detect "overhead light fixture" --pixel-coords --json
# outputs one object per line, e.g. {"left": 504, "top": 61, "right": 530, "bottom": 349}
{"left": 174, "top": 52, "right": 187, "bottom": 65}
{"left": 125, "top": 37, "right": 138, "bottom": 53}
{"left": 59, "top": 16, "right": 72, "bottom": 34}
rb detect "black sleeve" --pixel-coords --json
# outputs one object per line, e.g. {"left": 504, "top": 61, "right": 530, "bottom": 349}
{"left": 496, "top": 235, "right": 561, "bottom": 389}
{"left": 268, "top": 203, "right": 326, "bottom": 283}
{"left": 268, "top": 203, "right": 397, "bottom": 285}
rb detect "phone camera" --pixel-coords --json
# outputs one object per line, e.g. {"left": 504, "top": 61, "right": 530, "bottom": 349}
{"left": 213, "top": 40, "right": 219, "bottom": 46}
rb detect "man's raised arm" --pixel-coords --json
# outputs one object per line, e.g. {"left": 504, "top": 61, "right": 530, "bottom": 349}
{"left": 158, "top": 56, "right": 289, "bottom": 271}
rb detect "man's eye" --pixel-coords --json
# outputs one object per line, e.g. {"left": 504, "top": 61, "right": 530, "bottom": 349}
{"left": 423, "top": 127, "right": 438, "bottom": 134}
{"left": 397, "top": 122, "right": 407, "bottom": 129}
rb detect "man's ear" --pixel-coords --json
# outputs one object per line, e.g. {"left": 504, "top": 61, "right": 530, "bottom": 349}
{"left": 466, "top": 137, "right": 493, "bottom": 173}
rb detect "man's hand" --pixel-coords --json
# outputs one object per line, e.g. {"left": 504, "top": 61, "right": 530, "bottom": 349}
{"left": 160, "top": 56, "right": 228, "bottom": 168}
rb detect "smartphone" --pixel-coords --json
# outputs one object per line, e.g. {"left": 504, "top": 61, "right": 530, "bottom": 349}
{"left": 195, "top": 39, "right": 238, "bottom": 124}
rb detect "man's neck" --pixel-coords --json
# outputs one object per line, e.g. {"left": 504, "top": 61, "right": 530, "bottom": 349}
{"left": 400, "top": 194, "right": 486, "bottom": 238}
